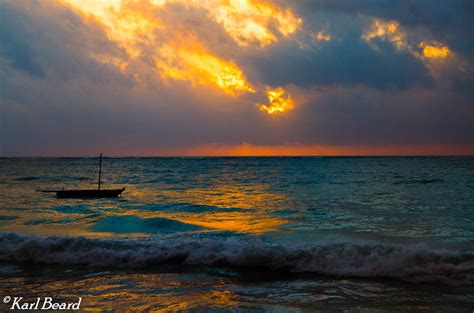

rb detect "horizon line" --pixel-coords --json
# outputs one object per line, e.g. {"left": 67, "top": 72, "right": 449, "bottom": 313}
{"left": 2, "top": 154, "right": 474, "bottom": 158}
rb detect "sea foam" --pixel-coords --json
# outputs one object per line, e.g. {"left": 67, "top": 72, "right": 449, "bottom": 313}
{"left": 0, "top": 232, "right": 472, "bottom": 285}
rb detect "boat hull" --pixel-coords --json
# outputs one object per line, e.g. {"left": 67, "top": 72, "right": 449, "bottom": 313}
{"left": 56, "top": 188, "right": 125, "bottom": 199}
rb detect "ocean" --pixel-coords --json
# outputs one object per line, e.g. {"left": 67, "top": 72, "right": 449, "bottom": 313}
{"left": 0, "top": 157, "right": 473, "bottom": 311}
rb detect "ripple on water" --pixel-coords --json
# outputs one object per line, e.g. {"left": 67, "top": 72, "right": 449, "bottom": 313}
{"left": 91, "top": 215, "right": 203, "bottom": 234}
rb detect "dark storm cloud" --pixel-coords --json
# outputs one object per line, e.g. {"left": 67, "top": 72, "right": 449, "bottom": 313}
{"left": 0, "top": 3, "right": 46, "bottom": 77}
{"left": 0, "top": 1, "right": 128, "bottom": 83}
{"left": 288, "top": 0, "right": 474, "bottom": 61}
{"left": 240, "top": 38, "right": 433, "bottom": 89}
{"left": 241, "top": 0, "right": 473, "bottom": 91}
{"left": 291, "top": 0, "right": 474, "bottom": 33}
{"left": 284, "top": 86, "right": 474, "bottom": 146}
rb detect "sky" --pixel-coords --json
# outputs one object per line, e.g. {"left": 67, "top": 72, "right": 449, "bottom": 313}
{"left": 1, "top": 0, "right": 473, "bottom": 156}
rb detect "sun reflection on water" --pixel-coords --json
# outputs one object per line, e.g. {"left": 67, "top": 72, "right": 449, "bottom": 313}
{"left": 0, "top": 173, "right": 289, "bottom": 236}
{"left": 1, "top": 272, "right": 243, "bottom": 312}
{"left": 107, "top": 183, "right": 288, "bottom": 234}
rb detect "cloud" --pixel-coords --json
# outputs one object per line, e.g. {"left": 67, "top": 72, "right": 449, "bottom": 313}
{"left": 58, "top": 0, "right": 297, "bottom": 105}
{"left": 257, "top": 87, "right": 294, "bottom": 114}
{"left": 419, "top": 42, "right": 451, "bottom": 59}
{"left": 0, "top": 2, "right": 46, "bottom": 77}
{"left": 155, "top": 34, "right": 256, "bottom": 95}
{"left": 313, "top": 32, "right": 331, "bottom": 42}
{"left": 240, "top": 36, "right": 433, "bottom": 89}
{"left": 0, "top": 0, "right": 473, "bottom": 156}
{"left": 292, "top": 0, "right": 474, "bottom": 61}
{"left": 289, "top": 85, "right": 474, "bottom": 146}
{"left": 0, "top": 1, "right": 130, "bottom": 83}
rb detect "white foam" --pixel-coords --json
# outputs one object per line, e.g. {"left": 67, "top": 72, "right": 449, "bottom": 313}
{"left": 1, "top": 232, "right": 472, "bottom": 285}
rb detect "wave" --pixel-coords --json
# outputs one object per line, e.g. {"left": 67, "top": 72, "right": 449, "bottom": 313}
{"left": 91, "top": 215, "right": 202, "bottom": 234}
{"left": 0, "top": 232, "right": 473, "bottom": 285}
{"left": 394, "top": 178, "right": 445, "bottom": 185}
{"left": 14, "top": 176, "right": 43, "bottom": 181}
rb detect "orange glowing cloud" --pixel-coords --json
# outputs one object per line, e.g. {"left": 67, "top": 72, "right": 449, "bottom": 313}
{"left": 362, "top": 18, "right": 407, "bottom": 50}
{"left": 313, "top": 31, "right": 331, "bottom": 41}
{"left": 362, "top": 17, "right": 456, "bottom": 73}
{"left": 61, "top": 0, "right": 301, "bottom": 108}
{"left": 62, "top": 0, "right": 254, "bottom": 95}
{"left": 156, "top": 37, "right": 255, "bottom": 95}
{"left": 419, "top": 41, "right": 451, "bottom": 59}
{"left": 62, "top": 0, "right": 159, "bottom": 57}
{"left": 65, "top": 0, "right": 302, "bottom": 48}
{"left": 257, "top": 87, "right": 295, "bottom": 115}
{"left": 206, "top": 0, "right": 302, "bottom": 47}
{"left": 143, "top": 0, "right": 303, "bottom": 47}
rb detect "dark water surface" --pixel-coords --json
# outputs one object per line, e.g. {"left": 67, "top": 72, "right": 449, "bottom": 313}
{"left": 1, "top": 157, "right": 473, "bottom": 311}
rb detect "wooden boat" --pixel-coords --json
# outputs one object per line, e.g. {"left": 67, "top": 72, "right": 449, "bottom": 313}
{"left": 38, "top": 153, "right": 125, "bottom": 199}
{"left": 55, "top": 188, "right": 125, "bottom": 199}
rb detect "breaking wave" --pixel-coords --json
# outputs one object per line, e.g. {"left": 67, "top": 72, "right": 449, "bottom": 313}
{"left": 0, "top": 232, "right": 473, "bottom": 285}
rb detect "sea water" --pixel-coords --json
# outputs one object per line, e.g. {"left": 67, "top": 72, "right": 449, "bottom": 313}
{"left": 0, "top": 157, "right": 473, "bottom": 311}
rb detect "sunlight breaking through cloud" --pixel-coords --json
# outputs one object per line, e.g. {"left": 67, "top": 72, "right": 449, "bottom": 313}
{"left": 257, "top": 87, "right": 294, "bottom": 115}
{"left": 313, "top": 32, "right": 331, "bottom": 42}
{"left": 156, "top": 40, "right": 255, "bottom": 95}
{"left": 61, "top": 0, "right": 299, "bottom": 109}
{"left": 362, "top": 19, "right": 407, "bottom": 50}
{"left": 362, "top": 18, "right": 456, "bottom": 68}
{"left": 419, "top": 41, "right": 451, "bottom": 59}
{"left": 207, "top": 0, "right": 302, "bottom": 47}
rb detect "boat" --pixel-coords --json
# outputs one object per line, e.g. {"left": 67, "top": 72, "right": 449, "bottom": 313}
{"left": 37, "top": 153, "right": 125, "bottom": 199}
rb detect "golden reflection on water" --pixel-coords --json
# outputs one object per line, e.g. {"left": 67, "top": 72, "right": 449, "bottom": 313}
{"left": 1, "top": 181, "right": 289, "bottom": 236}
{"left": 163, "top": 184, "right": 286, "bottom": 209}
{"left": 1, "top": 157, "right": 290, "bottom": 236}
{"left": 128, "top": 183, "right": 288, "bottom": 233}
{"left": 2, "top": 273, "right": 242, "bottom": 312}
{"left": 126, "top": 182, "right": 286, "bottom": 209}
{"left": 178, "top": 211, "right": 284, "bottom": 233}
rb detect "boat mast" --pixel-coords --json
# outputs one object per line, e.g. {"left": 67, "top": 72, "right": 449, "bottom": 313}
{"left": 98, "top": 153, "right": 102, "bottom": 190}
